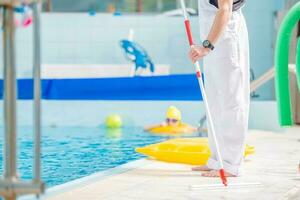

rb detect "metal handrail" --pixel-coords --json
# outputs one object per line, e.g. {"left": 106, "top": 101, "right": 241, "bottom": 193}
{"left": 2, "top": 3, "right": 17, "bottom": 194}
{"left": 250, "top": 65, "right": 296, "bottom": 93}
{"left": 0, "top": 180, "right": 44, "bottom": 196}
{"left": 32, "top": 2, "right": 42, "bottom": 185}
{"left": 0, "top": 1, "right": 44, "bottom": 200}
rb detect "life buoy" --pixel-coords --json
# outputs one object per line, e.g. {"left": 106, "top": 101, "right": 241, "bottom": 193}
{"left": 147, "top": 123, "right": 196, "bottom": 135}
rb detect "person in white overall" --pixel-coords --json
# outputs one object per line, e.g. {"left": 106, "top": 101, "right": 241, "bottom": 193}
{"left": 190, "top": 0, "right": 249, "bottom": 177}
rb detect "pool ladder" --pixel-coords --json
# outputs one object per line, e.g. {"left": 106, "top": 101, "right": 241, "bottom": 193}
{"left": 0, "top": 1, "right": 44, "bottom": 200}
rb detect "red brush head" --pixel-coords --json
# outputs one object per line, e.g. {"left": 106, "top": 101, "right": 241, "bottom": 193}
{"left": 219, "top": 169, "right": 228, "bottom": 186}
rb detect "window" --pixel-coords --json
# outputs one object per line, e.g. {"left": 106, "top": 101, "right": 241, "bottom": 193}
{"left": 43, "top": 0, "right": 198, "bottom": 13}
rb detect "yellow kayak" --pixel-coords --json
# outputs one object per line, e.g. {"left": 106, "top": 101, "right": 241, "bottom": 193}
{"left": 147, "top": 123, "right": 196, "bottom": 135}
{"left": 136, "top": 138, "right": 255, "bottom": 165}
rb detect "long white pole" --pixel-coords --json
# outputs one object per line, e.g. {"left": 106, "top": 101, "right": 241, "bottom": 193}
{"left": 180, "top": 0, "right": 227, "bottom": 186}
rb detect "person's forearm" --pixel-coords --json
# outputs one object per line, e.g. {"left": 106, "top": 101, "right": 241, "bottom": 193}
{"left": 188, "top": 0, "right": 233, "bottom": 62}
{"left": 207, "top": 7, "right": 232, "bottom": 45}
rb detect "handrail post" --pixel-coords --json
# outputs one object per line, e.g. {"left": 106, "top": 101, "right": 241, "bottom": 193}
{"left": 32, "top": 1, "right": 42, "bottom": 185}
{"left": 2, "top": 3, "right": 17, "bottom": 200}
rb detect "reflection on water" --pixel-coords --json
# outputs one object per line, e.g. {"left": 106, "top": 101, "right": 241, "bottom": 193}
{"left": 105, "top": 128, "right": 122, "bottom": 139}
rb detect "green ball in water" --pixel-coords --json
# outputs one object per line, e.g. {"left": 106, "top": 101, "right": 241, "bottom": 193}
{"left": 106, "top": 114, "right": 122, "bottom": 129}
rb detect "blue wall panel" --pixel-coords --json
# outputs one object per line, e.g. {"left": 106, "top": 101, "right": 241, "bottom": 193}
{"left": 0, "top": 74, "right": 203, "bottom": 100}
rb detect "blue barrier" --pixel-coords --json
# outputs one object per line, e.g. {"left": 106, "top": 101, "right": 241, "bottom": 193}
{"left": 0, "top": 74, "right": 203, "bottom": 101}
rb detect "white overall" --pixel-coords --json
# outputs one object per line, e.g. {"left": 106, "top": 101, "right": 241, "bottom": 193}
{"left": 198, "top": 0, "right": 250, "bottom": 176}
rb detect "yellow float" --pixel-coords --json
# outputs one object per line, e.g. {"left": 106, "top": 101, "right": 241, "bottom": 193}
{"left": 147, "top": 123, "right": 196, "bottom": 135}
{"left": 136, "top": 138, "right": 255, "bottom": 165}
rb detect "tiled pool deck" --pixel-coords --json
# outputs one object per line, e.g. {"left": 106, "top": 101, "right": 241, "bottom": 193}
{"left": 42, "top": 127, "right": 300, "bottom": 200}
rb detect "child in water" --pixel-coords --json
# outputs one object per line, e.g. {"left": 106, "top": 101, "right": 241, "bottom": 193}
{"left": 144, "top": 106, "right": 197, "bottom": 132}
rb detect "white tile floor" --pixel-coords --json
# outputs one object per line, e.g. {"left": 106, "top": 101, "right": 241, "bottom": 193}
{"left": 43, "top": 127, "right": 300, "bottom": 200}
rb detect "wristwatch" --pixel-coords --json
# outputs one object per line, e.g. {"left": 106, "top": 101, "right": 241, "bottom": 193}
{"left": 202, "top": 40, "right": 215, "bottom": 51}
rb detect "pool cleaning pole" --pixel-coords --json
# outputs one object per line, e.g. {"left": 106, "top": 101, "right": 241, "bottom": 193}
{"left": 179, "top": 0, "right": 227, "bottom": 186}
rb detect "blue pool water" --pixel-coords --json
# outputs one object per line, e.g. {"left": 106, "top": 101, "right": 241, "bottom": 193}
{"left": 0, "top": 126, "right": 167, "bottom": 187}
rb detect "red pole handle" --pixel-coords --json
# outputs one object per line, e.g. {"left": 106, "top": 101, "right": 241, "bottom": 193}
{"left": 184, "top": 20, "right": 194, "bottom": 46}
{"left": 184, "top": 19, "right": 202, "bottom": 78}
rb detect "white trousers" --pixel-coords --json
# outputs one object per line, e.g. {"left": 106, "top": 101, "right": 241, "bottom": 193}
{"left": 198, "top": 1, "right": 250, "bottom": 176}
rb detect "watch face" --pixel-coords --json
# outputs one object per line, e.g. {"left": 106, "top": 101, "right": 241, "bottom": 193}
{"left": 203, "top": 40, "right": 210, "bottom": 47}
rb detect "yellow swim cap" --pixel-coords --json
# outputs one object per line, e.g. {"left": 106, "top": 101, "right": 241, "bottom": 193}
{"left": 166, "top": 106, "right": 182, "bottom": 121}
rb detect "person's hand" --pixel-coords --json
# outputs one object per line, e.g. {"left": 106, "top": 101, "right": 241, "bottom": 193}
{"left": 189, "top": 45, "right": 211, "bottom": 63}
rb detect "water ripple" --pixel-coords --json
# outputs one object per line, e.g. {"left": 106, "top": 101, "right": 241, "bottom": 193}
{"left": 0, "top": 126, "right": 166, "bottom": 187}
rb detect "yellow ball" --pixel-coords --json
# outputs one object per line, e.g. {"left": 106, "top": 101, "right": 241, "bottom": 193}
{"left": 105, "top": 114, "right": 122, "bottom": 129}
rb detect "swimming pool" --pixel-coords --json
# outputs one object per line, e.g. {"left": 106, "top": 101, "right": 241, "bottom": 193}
{"left": 0, "top": 126, "right": 166, "bottom": 187}
{"left": 0, "top": 100, "right": 281, "bottom": 188}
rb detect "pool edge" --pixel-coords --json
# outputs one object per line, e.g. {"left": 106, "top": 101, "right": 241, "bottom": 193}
{"left": 20, "top": 158, "right": 151, "bottom": 200}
